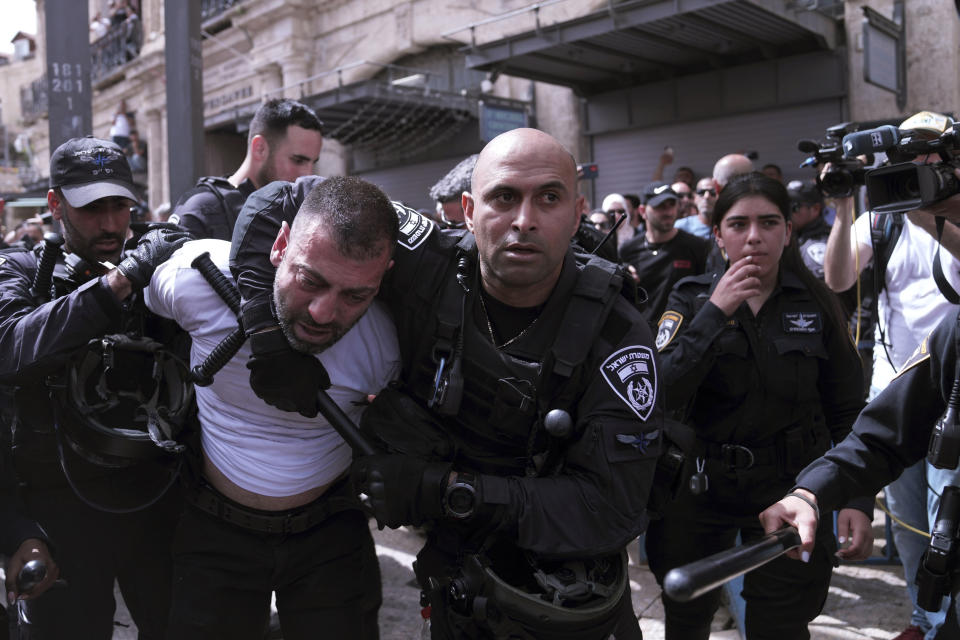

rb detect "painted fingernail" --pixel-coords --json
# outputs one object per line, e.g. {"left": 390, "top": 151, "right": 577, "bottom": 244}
{"left": 801, "top": 551, "right": 811, "bottom": 563}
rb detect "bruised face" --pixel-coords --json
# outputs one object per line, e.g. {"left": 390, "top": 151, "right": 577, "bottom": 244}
{"left": 49, "top": 190, "right": 131, "bottom": 266}
{"left": 270, "top": 219, "right": 392, "bottom": 354}
{"left": 463, "top": 128, "right": 582, "bottom": 306}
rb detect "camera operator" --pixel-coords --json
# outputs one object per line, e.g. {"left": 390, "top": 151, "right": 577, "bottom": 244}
{"left": 770, "top": 166, "right": 960, "bottom": 640}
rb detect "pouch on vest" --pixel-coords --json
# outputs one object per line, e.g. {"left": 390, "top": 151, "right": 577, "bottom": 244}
{"left": 360, "top": 383, "right": 454, "bottom": 460}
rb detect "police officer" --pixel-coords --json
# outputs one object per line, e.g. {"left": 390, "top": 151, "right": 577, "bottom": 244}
{"left": 787, "top": 179, "right": 830, "bottom": 280}
{"left": 169, "top": 98, "right": 323, "bottom": 241}
{"left": 761, "top": 175, "right": 960, "bottom": 627}
{"left": 0, "top": 137, "right": 190, "bottom": 639}
{"left": 648, "top": 173, "right": 873, "bottom": 639}
{"left": 227, "top": 129, "right": 661, "bottom": 638}
{"left": 428, "top": 154, "right": 477, "bottom": 229}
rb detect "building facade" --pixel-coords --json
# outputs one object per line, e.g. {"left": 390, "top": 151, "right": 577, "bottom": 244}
{"left": 0, "top": 0, "right": 957, "bottom": 218}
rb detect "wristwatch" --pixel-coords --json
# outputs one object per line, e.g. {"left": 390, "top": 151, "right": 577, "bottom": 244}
{"left": 443, "top": 471, "right": 477, "bottom": 520}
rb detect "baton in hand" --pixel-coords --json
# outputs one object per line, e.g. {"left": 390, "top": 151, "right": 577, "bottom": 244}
{"left": 663, "top": 526, "right": 801, "bottom": 602}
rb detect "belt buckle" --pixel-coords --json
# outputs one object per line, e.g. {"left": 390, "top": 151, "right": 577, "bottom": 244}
{"left": 721, "top": 444, "right": 755, "bottom": 469}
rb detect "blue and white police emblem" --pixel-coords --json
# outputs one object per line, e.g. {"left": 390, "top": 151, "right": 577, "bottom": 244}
{"left": 656, "top": 311, "right": 683, "bottom": 351}
{"left": 600, "top": 345, "right": 658, "bottom": 420}
{"left": 393, "top": 201, "right": 433, "bottom": 251}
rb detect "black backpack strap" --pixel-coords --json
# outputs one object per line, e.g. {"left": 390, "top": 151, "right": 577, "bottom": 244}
{"left": 197, "top": 177, "right": 243, "bottom": 233}
{"left": 933, "top": 216, "right": 960, "bottom": 304}
{"left": 550, "top": 256, "right": 623, "bottom": 379}
{"left": 871, "top": 211, "right": 904, "bottom": 295}
{"left": 425, "top": 234, "right": 475, "bottom": 416}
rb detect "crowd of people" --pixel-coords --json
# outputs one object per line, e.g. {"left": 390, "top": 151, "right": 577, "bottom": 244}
{"left": 1, "top": 95, "right": 960, "bottom": 640}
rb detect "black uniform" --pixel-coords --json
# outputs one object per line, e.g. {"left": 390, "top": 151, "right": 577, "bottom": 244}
{"left": 648, "top": 269, "right": 868, "bottom": 640}
{"left": 0, "top": 245, "right": 183, "bottom": 640}
{"left": 229, "top": 177, "right": 663, "bottom": 639}
{"left": 169, "top": 176, "right": 257, "bottom": 240}
{"left": 619, "top": 229, "right": 711, "bottom": 326}
{"left": 797, "top": 310, "right": 957, "bottom": 510}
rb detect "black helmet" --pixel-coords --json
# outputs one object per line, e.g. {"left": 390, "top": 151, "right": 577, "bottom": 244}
{"left": 447, "top": 550, "right": 628, "bottom": 640}
{"left": 54, "top": 333, "right": 193, "bottom": 468}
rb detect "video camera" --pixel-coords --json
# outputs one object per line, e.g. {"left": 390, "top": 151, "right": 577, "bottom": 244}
{"left": 842, "top": 111, "right": 960, "bottom": 215}
{"left": 797, "top": 122, "right": 871, "bottom": 198}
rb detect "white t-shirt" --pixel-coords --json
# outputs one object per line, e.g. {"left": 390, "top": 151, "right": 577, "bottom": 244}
{"left": 110, "top": 112, "right": 130, "bottom": 139}
{"left": 145, "top": 239, "right": 401, "bottom": 497}
{"left": 854, "top": 213, "right": 960, "bottom": 389}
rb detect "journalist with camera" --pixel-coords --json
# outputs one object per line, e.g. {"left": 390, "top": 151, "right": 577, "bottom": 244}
{"left": 761, "top": 112, "right": 960, "bottom": 639}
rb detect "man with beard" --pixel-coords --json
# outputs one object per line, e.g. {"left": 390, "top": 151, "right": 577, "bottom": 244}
{"left": 0, "top": 137, "right": 190, "bottom": 639}
{"left": 145, "top": 176, "right": 400, "bottom": 640}
{"left": 169, "top": 98, "right": 324, "bottom": 241}
{"left": 620, "top": 181, "right": 712, "bottom": 327}
{"left": 225, "top": 128, "right": 660, "bottom": 639}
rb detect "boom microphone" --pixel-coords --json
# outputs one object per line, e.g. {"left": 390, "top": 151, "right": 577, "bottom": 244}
{"left": 842, "top": 125, "right": 899, "bottom": 158}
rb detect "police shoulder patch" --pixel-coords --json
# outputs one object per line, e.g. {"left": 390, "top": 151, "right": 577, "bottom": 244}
{"left": 896, "top": 332, "right": 932, "bottom": 378}
{"left": 393, "top": 201, "right": 433, "bottom": 251}
{"left": 600, "top": 345, "right": 658, "bottom": 420}
{"left": 656, "top": 311, "right": 683, "bottom": 351}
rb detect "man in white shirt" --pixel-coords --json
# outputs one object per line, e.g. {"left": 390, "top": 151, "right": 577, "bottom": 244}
{"left": 146, "top": 176, "right": 401, "bottom": 640}
{"left": 823, "top": 189, "right": 960, "bottom": 640}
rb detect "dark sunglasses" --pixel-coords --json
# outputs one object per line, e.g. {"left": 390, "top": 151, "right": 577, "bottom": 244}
{"left": 696, "top": 189, "right": 717, "bottom": 197}
{"left": 605, "top": 208, "right": 626, "bottom": 215}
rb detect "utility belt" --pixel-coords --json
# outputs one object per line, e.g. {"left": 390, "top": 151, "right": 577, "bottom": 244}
{"left": 184, "top": 473, "right": 360, "bottom": 535}
{"left": 699, "top": 424, "right": 828, "bottom": 476}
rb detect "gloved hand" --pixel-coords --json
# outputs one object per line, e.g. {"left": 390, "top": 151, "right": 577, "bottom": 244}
{"left": 351, "top": 454, "right": 451, "bottom": 529}
{"left": 116, "top": 227, "right": 191, "bottom": 289}
{"left": 247, "top": 327, "right": 331, "bottom": 417}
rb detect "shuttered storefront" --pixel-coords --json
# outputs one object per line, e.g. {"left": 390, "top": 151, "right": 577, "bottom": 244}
{"left": 356, "top": 156, "right": 474, "bottom": 212}
{"left": 592, "top": 99, "right": 844, "bottom": 199}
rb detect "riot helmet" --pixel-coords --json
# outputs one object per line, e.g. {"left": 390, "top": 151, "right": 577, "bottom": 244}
{"left": 53, "top": 333, "right": 193, "bottom": 469}
{"left": 446, "top": 550, "right": 628, "bottom": 640}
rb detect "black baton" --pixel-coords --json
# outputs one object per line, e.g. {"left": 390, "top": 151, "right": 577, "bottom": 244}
{"left": 663, "top": 526, "right": 802, "bottom": 602}
{"left": 315, "top": 389, "right": 377, "bottom": 457}
{"left": 30, "top": 232, "right": 64, "bottom": 302}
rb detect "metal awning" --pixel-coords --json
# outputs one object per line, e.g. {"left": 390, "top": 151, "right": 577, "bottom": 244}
{"left": 206, "top": 78, "right": 528, "bottom": 159}
{"left": 302, "top": 80, "right": 477, "bottom": 158}
{"left": 462, "top": 0, "right": 840, "bottom": 95}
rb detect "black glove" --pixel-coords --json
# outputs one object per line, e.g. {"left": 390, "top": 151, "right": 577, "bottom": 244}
{"left": 116, "top": 227, "right": 191, "bottom": 289}
{"left": 247, "top": 327, "right": 331, "bottom": 417}
{"left": 351, "top": 454, "right": 451, "bottom": 529}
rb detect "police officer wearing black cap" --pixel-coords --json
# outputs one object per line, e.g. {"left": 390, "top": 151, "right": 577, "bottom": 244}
{"left": 787, "top": 179, "right": 831, "bottom": 280}
{"left": 227, "top": 128, "right": 661, "bottom": 639}
{"left": 0, "top": 136, "right": 191, "bottom": 639}
{"left": 620, "top": 180, "right": 712, "bottom": 327}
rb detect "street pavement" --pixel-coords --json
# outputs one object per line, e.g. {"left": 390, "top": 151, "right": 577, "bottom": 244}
{"left": 101, "top": 507, "right": 912, "bottom": 638}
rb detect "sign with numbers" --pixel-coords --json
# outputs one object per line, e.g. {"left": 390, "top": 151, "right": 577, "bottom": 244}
{"left": 45, "top": 2, "right": 93, "bottom": 149}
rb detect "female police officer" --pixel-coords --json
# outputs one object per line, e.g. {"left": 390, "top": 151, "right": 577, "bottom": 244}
{"left": 646, "top": 172, "right": 874, "bottom": 639}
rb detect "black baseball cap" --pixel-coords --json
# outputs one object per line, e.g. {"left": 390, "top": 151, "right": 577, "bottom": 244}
{"left": 787, "top": 180, "right": 823, "bottom": 205}
{"left": 49, "top": 137, "right": 139, "bottom": 208}
{"left": 642, "top": 181, "right": 678, "bottom": 207}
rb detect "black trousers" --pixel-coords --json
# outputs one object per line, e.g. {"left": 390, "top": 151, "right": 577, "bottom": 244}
{"left": 18, "top": 471, "right": 182, "bottom": 640}
{"left": 165, "top": 498, "right": 381, "bottom": 640}
{"left": 645, "top": 465, "right": 835, "bottom": 640}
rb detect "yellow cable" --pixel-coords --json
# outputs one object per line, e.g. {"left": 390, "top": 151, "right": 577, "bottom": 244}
{"left": 875, "top": 495, "right": 931, "bottom": 539}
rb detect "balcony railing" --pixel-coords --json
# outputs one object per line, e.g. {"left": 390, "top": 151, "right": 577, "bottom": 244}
{"left": 91, "top": 15, "right": 142, "bottom": 82}
{"left": 202, "top": 0, "right": 246, "bottom": 23}
{"left": 19, "top": 74, "right": 48, "bottom": 123}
